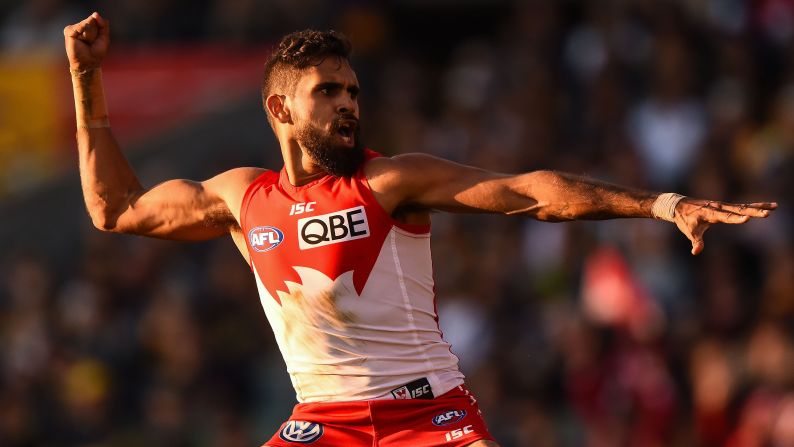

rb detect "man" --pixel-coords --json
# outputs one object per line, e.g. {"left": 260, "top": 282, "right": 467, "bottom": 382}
{"left": 64, "top": 12, "right": 775, "bottom": 447}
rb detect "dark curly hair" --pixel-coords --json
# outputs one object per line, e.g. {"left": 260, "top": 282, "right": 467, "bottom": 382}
{"left": 261, "top": 30, "right": 353, "bottom": 128}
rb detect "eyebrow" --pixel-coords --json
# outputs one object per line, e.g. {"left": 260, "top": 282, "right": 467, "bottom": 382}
{"left": 315, "top": 82, "right": 360, "bottom": 95}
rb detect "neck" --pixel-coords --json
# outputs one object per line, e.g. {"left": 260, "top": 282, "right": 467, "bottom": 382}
{"left": 280, "top": 139, "right": 326, "bottom": 186}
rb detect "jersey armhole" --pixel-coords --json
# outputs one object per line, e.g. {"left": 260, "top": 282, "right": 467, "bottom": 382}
{"left": 240, "top": 170, "right": 279, "bottom": 221}
{"left": 239, "top": 169, "right": 279, "bottom": 267}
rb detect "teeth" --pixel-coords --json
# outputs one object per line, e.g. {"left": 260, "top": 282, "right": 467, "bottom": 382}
{"left": 336, "top": 120, "right": 355, "bottom": 140}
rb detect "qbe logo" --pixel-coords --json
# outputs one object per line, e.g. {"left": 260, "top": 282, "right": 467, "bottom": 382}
{"left": 248, "top": 226, "right": 284, "bottom": 252}
{"left": 432, "top": 409, "right": 467, "bottom": 426}
{"left": 279, "top": 420, "right": 323, "bottom": 444}
{"left": 297, "top": 206, "right": 370, "bottom": 250}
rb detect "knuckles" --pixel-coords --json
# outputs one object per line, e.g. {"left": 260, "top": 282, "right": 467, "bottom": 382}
{"left": 63, "top": 17, "right": 96, "bottom": 37}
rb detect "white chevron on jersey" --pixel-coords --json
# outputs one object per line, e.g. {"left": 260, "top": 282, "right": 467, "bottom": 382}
{"left": 252, "top": 226, "right": 464, "bottom": 403}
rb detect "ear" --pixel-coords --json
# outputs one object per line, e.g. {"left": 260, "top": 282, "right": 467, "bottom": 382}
{"left": 265, "top": 94, "right": 291, "bottom": 124}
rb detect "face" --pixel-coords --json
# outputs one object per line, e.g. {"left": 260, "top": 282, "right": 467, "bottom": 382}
{"left": 289, "top": 57, "right": 364, "bottom": 177}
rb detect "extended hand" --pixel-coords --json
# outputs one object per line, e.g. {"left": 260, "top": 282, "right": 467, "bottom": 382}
{"left": 63, "top": 12, "right": 109, "bottom": 71}
{"left": 673, "top": 199, "right": 777, "bottom": 255}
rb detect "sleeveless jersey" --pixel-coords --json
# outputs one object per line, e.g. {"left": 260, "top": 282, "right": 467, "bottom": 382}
{"left": 240, "top": 150, "right": 464, "bottom": 403}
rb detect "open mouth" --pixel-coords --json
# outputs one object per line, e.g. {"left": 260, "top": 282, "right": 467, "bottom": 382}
{"left": 335, "top": 119, "right": 357, "bottom": 144}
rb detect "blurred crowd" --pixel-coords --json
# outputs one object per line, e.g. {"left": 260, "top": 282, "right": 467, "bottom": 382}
{"left": 1, "top": 0, "right": 793, "bottom": 446}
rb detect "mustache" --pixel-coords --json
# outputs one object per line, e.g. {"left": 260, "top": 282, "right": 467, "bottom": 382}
{"left": 330, "top": 114, "right": 359, "bottom": 132}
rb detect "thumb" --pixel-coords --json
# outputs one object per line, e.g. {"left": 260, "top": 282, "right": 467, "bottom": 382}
{"left": 691, "top": 239, "right": 704, "bottom": 256}
{"left": 689, "top": 224, "right": 709, "bottom": 256}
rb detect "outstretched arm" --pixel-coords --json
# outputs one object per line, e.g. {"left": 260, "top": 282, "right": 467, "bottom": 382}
{"left": 64, "top": 12, "right": 263, "bottom": 240}
{"left": 366, "top": 153, "right": 777, "bottom": 255}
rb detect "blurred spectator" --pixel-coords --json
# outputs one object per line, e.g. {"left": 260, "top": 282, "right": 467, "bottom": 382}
{"left": 628, "top": 31, "right": 706, "bottom": 189}
{"left": 0, "top": 0, "right": 79, "bottom": 53}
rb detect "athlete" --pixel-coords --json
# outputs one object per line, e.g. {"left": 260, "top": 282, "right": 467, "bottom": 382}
{"left": 65, "top": 12, "right": 776, "bottom": 447}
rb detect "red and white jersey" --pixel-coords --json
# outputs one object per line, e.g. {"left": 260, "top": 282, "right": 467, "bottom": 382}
{"left": 240, "top": 150, "right": 464, "bottom": 403}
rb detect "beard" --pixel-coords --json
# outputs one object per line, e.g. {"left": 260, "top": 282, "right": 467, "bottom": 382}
{"left": 295, "top": 115, "right": 365, "bottom": 178}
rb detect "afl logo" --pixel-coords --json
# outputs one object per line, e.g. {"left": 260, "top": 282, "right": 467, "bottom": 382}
{"left": 432, "top": 409, "right": 467, "bottom": 426}
{"left": 248, "top": 226, "right": 284, "bottom": 252}
{"left": 279, "top": 420, "right": 323, "bottom": 444}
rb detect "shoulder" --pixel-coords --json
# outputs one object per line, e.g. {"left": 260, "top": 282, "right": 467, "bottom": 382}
{"left": 365, "top": 152, "right": 441, "bottom": 182}
{"left": 203, "top": 167, "right": 271, "bottom": 220}
{"left": 209, "top": 166, "right": 270, "bottom": 186}
{"left": 364, "top": 153, "right": 452, "bottom": 212}
{"left": 365, "top": 152, "right": 468, "bottom": 189}
{"left": 203, "top": 167, "right": 272, "bottom": 195}
{"left": 364, "top": 153, "right": 411, "bottom": 193}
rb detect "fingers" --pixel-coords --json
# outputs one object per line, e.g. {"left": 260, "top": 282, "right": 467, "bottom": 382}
{"left": 707, "top": 201, "right": 777, "bottom": 217}
{"left": 707, "top": 210, "right": 750, "bottom": 224}
{"left": 91, "top": 12, "right": 109, "bottom": 35}
{"left": 676, "top": 198, "right": 777, "bottom": 256}
{"left": 64, "top": 12, "right": 107, "bottom": 41}
{"left": 685, "top": 203, "right": 751, "bottom": 224}
{"left": 64, "top": 18, "right": 95, "bottom": 40}
{"left": 79, "top": 20, "right": 98, "bottom": 42}
{"left": 747, "top": 201, "right": 777, "bottom": 210}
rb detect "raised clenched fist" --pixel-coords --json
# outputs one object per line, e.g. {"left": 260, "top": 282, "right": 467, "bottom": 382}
{"left": 64, "top": 12, "right": 110, "bottom": 71}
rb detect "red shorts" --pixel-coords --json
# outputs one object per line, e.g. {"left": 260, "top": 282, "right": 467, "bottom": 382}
{"left": 263, "top": 385, "right": 494, "bottom": 446}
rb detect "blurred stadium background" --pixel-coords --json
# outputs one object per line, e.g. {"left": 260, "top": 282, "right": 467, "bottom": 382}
{"left": 0, "top": 0, "right": 792, "bottom": 446}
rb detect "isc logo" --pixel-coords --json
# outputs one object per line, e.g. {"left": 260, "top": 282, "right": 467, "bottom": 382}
{"left": 444, "top": 425, "right": 473, "bottom": 442}
{"left": 390, "top": 378, "right": 435, "bottom": 400}
{"left": 432, "top": 409, "right": 467, "bottom": 426}
{"left": 248, "top": 226, "right": 284, "bottom": 252}
{"left": 297, "top": 206, "right": 370, "bottom": 250}
{"left": 290, "top": 201, "right": 316, "bottom": 216}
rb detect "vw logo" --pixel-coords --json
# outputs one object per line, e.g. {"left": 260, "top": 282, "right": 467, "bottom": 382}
{"left": 279, "top": 420, "right": 324, "bottom": 444}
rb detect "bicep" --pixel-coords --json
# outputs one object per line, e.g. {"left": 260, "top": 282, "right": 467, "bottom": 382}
{"left": 113, "top": 177, "right": 235, "bottom": 240}
{"left": 382, "top": 154, "right": 543, "bottom": 216}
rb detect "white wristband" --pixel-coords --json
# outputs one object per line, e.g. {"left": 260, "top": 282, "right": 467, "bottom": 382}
{"left": 71, "top": 67, "right": 110, "bottom": 129}
{"left": 652, "top": 193, "right": 685, "bottom": 222}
